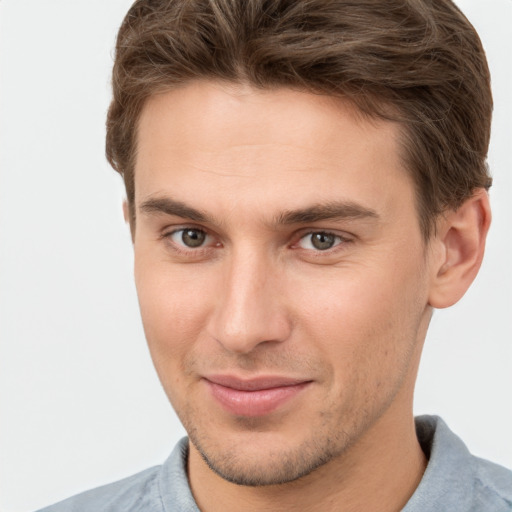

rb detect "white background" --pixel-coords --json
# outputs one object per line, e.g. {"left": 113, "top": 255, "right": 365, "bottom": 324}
{"left": 0, "top": 1, "right": 511, "bottom": 511}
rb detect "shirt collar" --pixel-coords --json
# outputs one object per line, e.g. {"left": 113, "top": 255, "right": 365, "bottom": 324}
{"left": 402, "top": 415, "right": 475, "bottom": 511}
{"left": 158, "top": 415, "right": 475, "bottom": 512}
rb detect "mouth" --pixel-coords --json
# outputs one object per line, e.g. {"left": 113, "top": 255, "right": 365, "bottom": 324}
{"left": 203, "top": 375, "right": 312, "bottom": 417}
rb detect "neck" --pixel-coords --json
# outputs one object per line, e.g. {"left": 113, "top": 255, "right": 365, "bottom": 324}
{"left": 188, "top": 405, "right": 427, "bottom": 512}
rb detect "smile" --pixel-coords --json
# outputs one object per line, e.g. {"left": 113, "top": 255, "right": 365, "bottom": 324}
{"left": 203, "top": 375, "right": 312, "bottom": 417}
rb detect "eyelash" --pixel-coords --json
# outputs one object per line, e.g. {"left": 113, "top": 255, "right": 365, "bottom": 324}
{"left": 295, "top": 231, "right": 347, "bottom": 251}
{"left": 161, "top": 227, "right": 217, "bottom": 256}
{"left": 161, "top": 227, "right": 352, "bottom": 257}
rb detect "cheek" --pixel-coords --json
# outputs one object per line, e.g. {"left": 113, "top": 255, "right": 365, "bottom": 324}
{"left": 134, "top": 258, "right": 213, "bottom": 374}
{"left": 293, "top": 260, "right": 428, "bottom": 385}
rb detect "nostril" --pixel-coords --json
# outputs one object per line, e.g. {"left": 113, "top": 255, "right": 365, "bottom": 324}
{"left": 208, "top": 302, "right": 292, "bottom": 354}
{"left": 207, "top": 255, "right": 291, "bottom": 353}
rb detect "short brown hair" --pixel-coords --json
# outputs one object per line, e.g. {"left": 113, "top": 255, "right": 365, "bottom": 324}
{"left": 106, "top": 0, "right": 492, "bottom": 238}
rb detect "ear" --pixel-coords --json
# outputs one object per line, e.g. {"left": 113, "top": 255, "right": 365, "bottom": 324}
{"left": 428, "top": 189, "right": 491, "bottom": 309}
{"left": 122, "top": 200, "right": 135, "bottom": 242}
{"left": 122, "top": 200, "right": 130, "bottom": 223}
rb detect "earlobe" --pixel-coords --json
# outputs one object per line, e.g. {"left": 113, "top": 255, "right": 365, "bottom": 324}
{"left": 428, "top": 189, "right": 491, "bottom": 309}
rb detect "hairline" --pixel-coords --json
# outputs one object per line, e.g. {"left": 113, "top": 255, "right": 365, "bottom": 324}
{"left": 125, "top": 79, "right": 437, "bottom": 243}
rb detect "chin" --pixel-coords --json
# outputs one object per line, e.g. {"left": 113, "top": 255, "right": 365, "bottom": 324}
{"left": 187, "top": 423, "right": 350, "bottom": 487}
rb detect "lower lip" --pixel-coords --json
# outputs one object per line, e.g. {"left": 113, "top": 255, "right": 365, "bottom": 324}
{"left": 205, "top": 380, "right": 310, "bottom": 417}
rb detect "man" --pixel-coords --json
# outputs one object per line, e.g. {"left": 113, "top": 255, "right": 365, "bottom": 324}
{"left": 38, "top": 0, "right": 512, "bottom": 510}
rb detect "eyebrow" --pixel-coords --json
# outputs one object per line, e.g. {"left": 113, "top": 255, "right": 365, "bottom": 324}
{"left": 139, "top": 197, "right": 210, "bottom": 222}
{"left": 139, "top": 196, "right": 379, "bottom": 226}
{"left": 273, "top": 202, "right": 379, "bottom": 225}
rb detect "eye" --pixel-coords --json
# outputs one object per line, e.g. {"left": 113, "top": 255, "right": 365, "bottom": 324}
{"left": 169, "top": 228, "right": 209, "bottom": 248}
{"left": 297, "top": 232, "right": 343, "bottom": 251}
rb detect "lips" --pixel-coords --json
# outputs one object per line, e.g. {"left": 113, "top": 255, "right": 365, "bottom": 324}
{"left": 204, "top": 375, "right": 311, "bottom": 417}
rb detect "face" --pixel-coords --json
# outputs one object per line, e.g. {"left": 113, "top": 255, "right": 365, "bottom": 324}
{"left": 133, "top": 81, "right": 433, "bottom": 486}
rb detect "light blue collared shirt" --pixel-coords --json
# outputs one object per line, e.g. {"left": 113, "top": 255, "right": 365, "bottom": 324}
{"left": 37, "top": 416, "right": 512, "bottom": 511}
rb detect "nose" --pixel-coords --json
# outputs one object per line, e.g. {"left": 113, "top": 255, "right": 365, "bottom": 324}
{"left": 207, "top": 248, "right": 292, "bottom": 354}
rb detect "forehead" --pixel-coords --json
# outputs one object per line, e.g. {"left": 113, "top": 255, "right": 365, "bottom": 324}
{"left": 134, "top": 81, "right": 415, "bottom": 226}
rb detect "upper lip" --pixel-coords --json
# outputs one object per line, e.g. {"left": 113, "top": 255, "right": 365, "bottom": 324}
{"left": 204, "top": 375, "right": 311, "bottom": 391}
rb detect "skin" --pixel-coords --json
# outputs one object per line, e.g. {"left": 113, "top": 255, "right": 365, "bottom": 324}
{"left": 131, "top": 81, "right": 490, "bottom": 511}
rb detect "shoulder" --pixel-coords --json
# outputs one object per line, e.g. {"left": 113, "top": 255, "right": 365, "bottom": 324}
{"left": 35, "top": 437, "right": 196, "bottom": 512}
{"left": 407, "top": 416, "right": 512, "bottom": 512}
{"left": 36, "top": 465, "right": 163, "bottom": 512}
{"left": 471, "top": 455, "right": 512, "bottom": 511}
